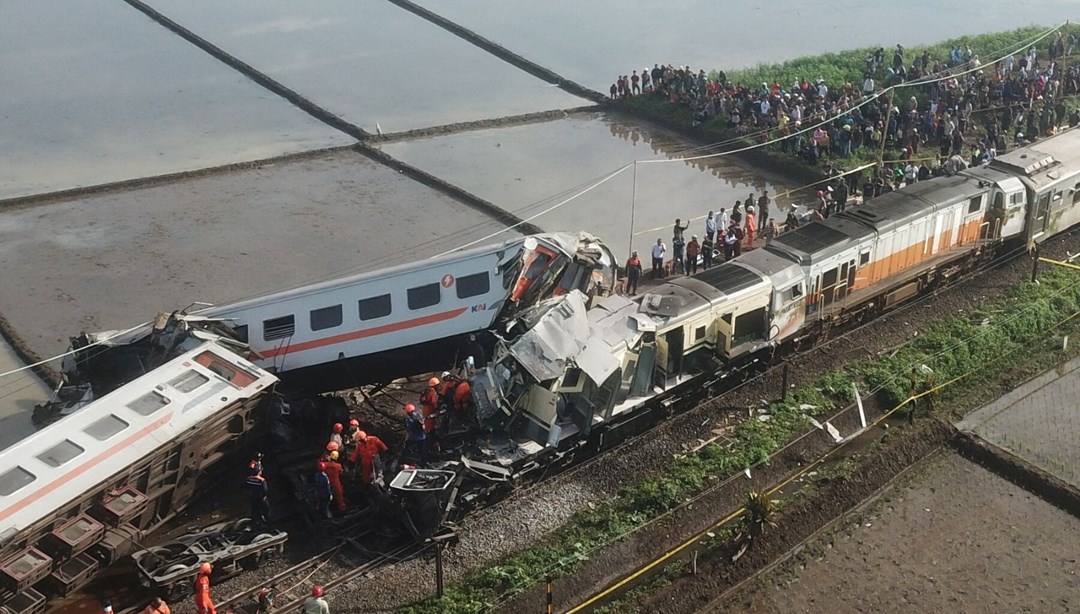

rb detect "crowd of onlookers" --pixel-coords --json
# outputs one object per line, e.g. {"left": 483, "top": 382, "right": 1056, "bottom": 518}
{"left": 617, "top": 31, "right": 1080, "bottom": 293}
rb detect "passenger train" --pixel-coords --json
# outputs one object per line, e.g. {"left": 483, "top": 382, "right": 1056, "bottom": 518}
{"left": 39, "top": 232, "right": 614, "bottom": 422}
{"left": 0, "top": 342, "right": 277, "bottom": 610}
{"left": 468, "top": 127, "right": 1080, "bottom": 455}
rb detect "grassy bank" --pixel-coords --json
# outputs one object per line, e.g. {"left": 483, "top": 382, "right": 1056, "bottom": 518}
{"left": 401, "top": 259, "right": 1080, "bottom": 614}
{"left": 619, "top": 25, "right": 1080, "bottom": 191}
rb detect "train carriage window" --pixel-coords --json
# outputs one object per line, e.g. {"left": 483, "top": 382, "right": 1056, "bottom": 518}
{"left": 968, "top": 196, "right": 982, "bottom": 214}
{"left": 263, "top": 315, "right": 295, "bottom": 341}
{"left": 695, "top": 325, "right": 707, "bottom": 342}
{"left": 859, "top": 251, "right": 871, "bottom": 266}
{"left": 84, "top": 414, "right": 129, "bottom": 441}
{"left": 127, "top": 391, "right": 170, "bottom": 416}
{"left": 456, "top": 272, "right": 490, "bottom": 300}
{"left": 36, "top": 440, "right": 85, "bottom": 467}
{"left": 787, "top": 285, "right": 803, "bottom": 301}
{"left": 821, "top": 268, "right": 839, "bottom": 288}
{"left": 1011, "top": 192, "right": 1023, "bottom": 205}
{"left": 310, "top": 305, "right": 343, "bottom": 331}
{"left": 407, "top": 283, "right": 441, "bottom": 310}
{"left": 168, "top": 371, "right": 209, "bottom": 393}
{"left": 1073, "top": 182, "right": 1080, "bottom": 204}
{"left": 359, "top": 294, "right": 392, "bottom": 321}
{"left": 0, "top": 467, "right": 35, "bottom": 496}
{"left": 232, "top": 325, "right": 249, "bottom": 343}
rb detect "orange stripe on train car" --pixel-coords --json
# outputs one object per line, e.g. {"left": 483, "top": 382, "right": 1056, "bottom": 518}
{"left": 0, "top": 413, "right": 175, "bottom": 524}
{"left": 259, "top": 307, "right": 469, "bottom": 359}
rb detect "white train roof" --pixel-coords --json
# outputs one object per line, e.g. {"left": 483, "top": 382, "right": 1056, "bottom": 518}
{"left": 0, "top": 342, "right": 277, "bottom": 539}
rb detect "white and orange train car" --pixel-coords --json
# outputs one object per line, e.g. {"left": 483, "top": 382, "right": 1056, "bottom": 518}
{"left": 473, "top": 128, "right": 1080, "bottom": 450}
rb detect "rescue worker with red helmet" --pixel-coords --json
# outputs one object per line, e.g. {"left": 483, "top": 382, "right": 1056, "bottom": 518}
{"left": 314, "top": 462, "right": 332, "bottom": 519}
{"left": 329, "top": 423, "right": 344, "bottom": 448}
{"left": 302, "top": 585, "right": 330, "bottom": 614}
{"left": 245, "top": 466, "right": 271, "bottom": 529}
{"left": 453, "top": 377, "right": 472, "bottom": 416}
{"left": 403, "top": 403, "right": 426, "bottom": 464}
{"left": 141, "top": 597, "right": 170, "bottom": 614}
{"left": 324, "top": 451, "right": 346, "bottom": 513}
{"left": 194, "top": 562, "right": 215, "bottom": 614}
{"left": 420, "top": 377, "right": 440, "bottom": 434}
{"left": 349, "top": 430, "right": 388, "bottom": 487}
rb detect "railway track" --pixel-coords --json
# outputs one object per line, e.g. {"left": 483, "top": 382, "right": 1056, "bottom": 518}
{"left": 120, "top": 236, "right": 1070, "bottom": 614}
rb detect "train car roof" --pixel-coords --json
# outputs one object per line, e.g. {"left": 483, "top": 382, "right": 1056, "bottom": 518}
{"left": 766, "top": 221, "right": 859, "bottom": 266}
{"left": 0, "top": 342, "right": 277, "bottom": 539}
{"left": 841, "top": 174, "right": 977, "bottom": 233}
{"left": 735, "top": 248, "right": 803, "bottom": 288}
{"left": 990, "top": 127, "right": 1080, "bottom": 189}
{"left": 638, "top": 261, "right": 767, "bottom": 320}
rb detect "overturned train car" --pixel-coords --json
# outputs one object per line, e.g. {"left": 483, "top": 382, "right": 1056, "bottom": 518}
{"left": 0, "top": 343, "right": 277, "bottom": 612}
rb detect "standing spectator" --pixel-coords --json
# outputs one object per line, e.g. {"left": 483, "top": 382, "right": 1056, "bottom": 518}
{"left": 245, "top": 466, "right": 271, "bottom": 529}
{"left": 672, "top": 218, "right": 689, "bottom": 240}
{"left": 704, "top": 211, "right": 717, "bottom": 241}
{"left": 625, "top": 251, "right": 642, "bottom": 295}
{"left": 672, "top": 232, "right": 686, "bottom": 275}
{"left": 631, "top": 70, "right": 640, "bottom": 95}
{"left": 651, "top": 238, "right": 666, "bottom": 279}
{"left": 744, "top": 206, "right": 757, "bottom": 249}
{"left": 764, "top": 219, "right": 781, "bottom": 247}
{"left": 686, "top": 236, "right": 700, "bottom": 275}
{"left": 730, "top": 201, "right": 743, "bottom": 227}
{"left": 757, "top": 191, "right": 771, "bottom": 231}
{"left": 701, "top": 235, "right": 714, "bottom": 270}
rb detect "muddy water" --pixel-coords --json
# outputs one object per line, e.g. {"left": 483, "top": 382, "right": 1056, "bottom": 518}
{"left": 382, "top": 112, "right": 793, "bottom": 258}
{"left": 141, "top": 0, "right": 587, "bottom": 133}
{"left": 414, "top": 0, "right": 1073, "bottom": 90}
{"left": 0, "top": 339, "right": 49, "bottom": 451}
{"left": 0, "top": 0, "right": 351, "bottom": 200}
{"left": 0, "top": 150, "right": 522, "bottom": 358}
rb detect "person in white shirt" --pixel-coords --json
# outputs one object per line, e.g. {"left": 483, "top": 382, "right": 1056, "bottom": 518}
{"left": 705, "top": 212, "right": 718, "bottom": 241}
{"left": 651, "top": 238, "right": 667, "bottom": 278}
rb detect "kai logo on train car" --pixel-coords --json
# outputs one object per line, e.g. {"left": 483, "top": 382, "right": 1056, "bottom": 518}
{"left": 441, "top": 274, "right": 455, "bottom": 288}
{"left": 471, "top": 303, "right": 487, "bottom": 313}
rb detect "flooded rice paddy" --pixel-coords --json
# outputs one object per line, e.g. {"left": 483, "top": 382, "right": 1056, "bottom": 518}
{"left": 0, "top": 0, "right": 350, "bottom": 200}
{"left": 414, "top": 0, "right": 1076, "bottom": 90}
{"left": 141, "top": 0, "right": 588, "bottom": 133}
{"left": 383, "top": 112, "right": 791, "bottom": 258}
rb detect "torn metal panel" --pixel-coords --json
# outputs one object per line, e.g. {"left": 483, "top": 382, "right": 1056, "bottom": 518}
{"left": 509, "top": 291, "right": 591, "bottom": 381}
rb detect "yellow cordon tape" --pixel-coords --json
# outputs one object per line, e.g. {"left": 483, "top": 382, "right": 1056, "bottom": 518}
{"left": 1040, "top": 257, "right": 1080, "bottom": 272}
{"left": 565, "top": 373, "right": 966, "bottom": 614}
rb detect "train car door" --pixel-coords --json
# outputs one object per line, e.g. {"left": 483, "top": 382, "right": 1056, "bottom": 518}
{"left": 1032, "top": 191, "right": 1052, "bottom": 239}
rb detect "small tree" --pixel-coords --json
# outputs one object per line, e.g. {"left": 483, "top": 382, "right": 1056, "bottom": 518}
{"left": 731, "top": 490, "right": 779, "bottom": 562}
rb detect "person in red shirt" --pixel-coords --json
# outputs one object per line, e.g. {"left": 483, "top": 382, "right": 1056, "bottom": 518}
{"left": 349, "top": 431, "right": 389, "bottom": 487}
{"left": 420, "top": 377, "right": 440, "bottom": 434}
{"left": 194, "top": 563, "right": 215, "bottom": 614}
{"left": 323, "top": 452, "right": 346, "bottom": 512}
{"left": 453, "top": 379, "right": 472, "bottom": 415}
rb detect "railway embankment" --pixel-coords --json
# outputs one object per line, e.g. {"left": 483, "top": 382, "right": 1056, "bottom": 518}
{"left": 381, "top": 229, "right": 1080, "bottom": 614}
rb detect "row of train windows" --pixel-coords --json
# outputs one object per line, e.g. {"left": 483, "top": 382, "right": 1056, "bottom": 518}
{"left": 0, "top": 370, "right": 215, "bottom": 496}
{"left": 261, "top": 271, "right": 491, "bottom": 341}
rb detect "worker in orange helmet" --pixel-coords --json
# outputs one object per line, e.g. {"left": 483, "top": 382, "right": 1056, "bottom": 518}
{"left": 194, "top": 562, "right": 215, "bottom": 614}
{"left": 323, "top": 451, "right": 346, "bottom": 513}
{"left": 342, "top": 418, "right": 362, "bottom": 469}
{"left": 303, "top": 585, "right": 330, "bottom": 614}
{"left": 403, "top": 403, "right": 426, "bottom": 464}
{"left": 349, "top": 430, "right": 389, "bottom": 487}
{"left": 141, "top": 597, "right": 170, "bottom": 614}
{"left": 420, "top": 377, "right": 440, "bottom": 434}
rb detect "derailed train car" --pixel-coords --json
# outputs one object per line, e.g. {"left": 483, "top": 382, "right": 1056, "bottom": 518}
{"left": 0, "top": 343, "right": 277, "bottom": 612}
{"left": 461, "top": 127, "right": 1080, "bottom": 479}
{"left": 36, "top": 232, "right": 614, "bottom": 424}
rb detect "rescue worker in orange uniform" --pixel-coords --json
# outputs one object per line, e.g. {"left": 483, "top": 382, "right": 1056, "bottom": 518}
{"left": 420, "top": 377, "right": 440, "bottom": 434}
{"left": 141, "top": 597, "right": 170, "bottom": 614}
{"left": 453, "top": 378, "right": 472, "bottom": 415}
{"left": 349, "top": 431, "right": 389, "bottom": 487}
{"left": 194, "top": 562, "right": 215, "bottom": 614}
{"left": 323, "top": 451, "right": 346, "bottom": 513}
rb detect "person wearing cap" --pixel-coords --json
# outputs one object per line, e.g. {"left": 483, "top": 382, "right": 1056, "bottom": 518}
{"left": 324, "top": 451, "right": 346, "bottom": 513}
{"left": 314, "top": 462, "right": 332, "bottom": 519}
{"left": 329, "top": 423, "right": 344, "bottom": 448}
{"left": 403, "top": 404, "right": 427, "bottom": 464}
{"left": 141, "top": 597, "right": 170, "bottom": 614}
{"left": 350, "top": 430, "right": 389, "bottom": 487}
{"left": 103, "top": 603, "right": 113, "bottom": 614}
{"left": 685, "top": 236, "right": 700, "bottom": 275}
{"left": 195, "top": 563, "right": 215, "bottom": 614}
{"left": 420, "top": 377, "right": 441, "bottom": 434}
{"left": 246, "top": 465, "right": 271, "bottom": 529}
{"left": 303, "top": 585, "right": 330, "bottom": 614}
{"left": 624, "top": 251, "right": 642, "bottom": 295}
